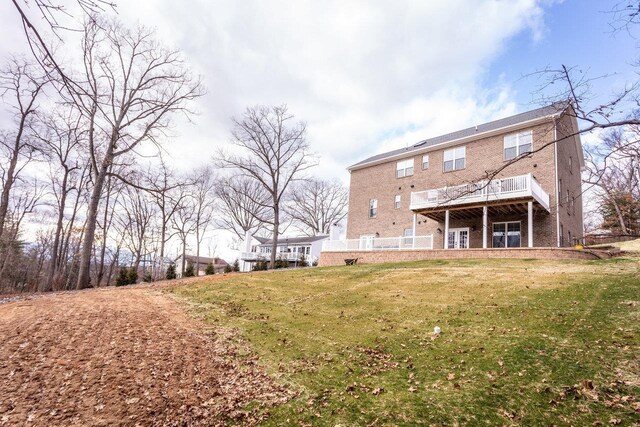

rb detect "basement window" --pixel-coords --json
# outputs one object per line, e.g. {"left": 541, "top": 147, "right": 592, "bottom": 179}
{"left": 492, "top": 221, "right": 521, "bottom": 248}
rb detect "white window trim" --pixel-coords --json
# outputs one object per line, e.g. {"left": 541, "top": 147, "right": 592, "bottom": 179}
{"left": 394, "top": 194, "right": 401, "bottom": 209}
{"left": 503, "top": 130, "right": 533, "bottom": 161}
{"left": 421, "top": 154, "right": 429, "bottom": 170}
{"left": 396, "top": 159, "right": 414, "bottom": 178}
{"left": 492, "top": 221, "right": 522, "bottom": 248}
{"left": 369, "top": 199, "right": 378, "bottom": 218}
{"left": 443, "top": 146, "right": 466, "bottom": 172}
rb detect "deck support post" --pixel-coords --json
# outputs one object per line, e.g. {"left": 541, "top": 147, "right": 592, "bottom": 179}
{"left": 528, "top": 201, "right": 533, "bottom": 248}
{"left": 444, "top": 209, "right": 450, "bottom": 249}
{"left": 482, "top": 206, "right": 488, "bottom": 249}
{"left": 412, "top": 213, "right": 417, "bottom": 248}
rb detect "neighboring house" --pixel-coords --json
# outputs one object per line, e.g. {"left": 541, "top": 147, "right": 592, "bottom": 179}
{"left": 239, "top": 234, "right": 329, "bottom": 272}
{"left": 175, "top": 255, "right": 229, "bottom": 277}
{"left": 343, "top": 102, "right": 584, "bottom": 250}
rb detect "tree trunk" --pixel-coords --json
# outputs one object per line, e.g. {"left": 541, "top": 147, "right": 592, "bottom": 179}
{"left": 76, "top": 156, "right": 111, "bottom": 290}
{"left": 42, "top": 169, "right": 69, "bottom": 292}
{"left": 270, "top": 204, "right": 279, "bottom": 269}
{"left": 181, "top": 241, "right": 187, "bottom": 276}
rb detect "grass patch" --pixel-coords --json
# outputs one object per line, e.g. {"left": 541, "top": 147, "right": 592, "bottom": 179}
{"left": 172, "top": 257, "right": 640, "bottom": 425}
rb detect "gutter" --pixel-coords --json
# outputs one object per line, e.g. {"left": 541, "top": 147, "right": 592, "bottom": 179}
{"left": 348, "top": 112, "right": 563, "bottom": 172}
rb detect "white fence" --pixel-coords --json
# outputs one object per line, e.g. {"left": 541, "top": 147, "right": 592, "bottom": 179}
{"left": 323, "top": 235, "right": 434, "bottom": 252}
{"left": 410, "top": 173, "right": 550, "bottom": 211}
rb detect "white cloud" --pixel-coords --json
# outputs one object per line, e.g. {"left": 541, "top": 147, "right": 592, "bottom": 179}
{"left": 106, "top": 0, "right": 546, "bottom": 180}
{"left": 1, "top": 0, "right": 551, "bottom": 259}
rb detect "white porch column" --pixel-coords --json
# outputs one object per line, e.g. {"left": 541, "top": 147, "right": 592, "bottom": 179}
{"left": 528, "top": 201, "right": 533, "bottom": 248}
{"left": 444, "top": 209, "right": 450, "bottom": 249}
{"left": 482, "top": 206, "right": 488, "bottom": 249}
{"left": 412, "top": 213, "right": 417, "bottom": 248}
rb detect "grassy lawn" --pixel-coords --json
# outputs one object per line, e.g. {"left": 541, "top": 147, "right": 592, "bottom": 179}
{"left": 172, "top": 257, "right": 640, "bottom": 426}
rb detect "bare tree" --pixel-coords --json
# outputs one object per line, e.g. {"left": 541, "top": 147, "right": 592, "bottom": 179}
{"left": 215, "top": 175, "right": 270, "bottom": 239}
{"left": 171, "top": 192, "right": 196, "bottom": 276}
{"left": 217, "top": 105, "right": 315, "bottom": 268}
{"left": 145, "top": 160, "right": 186, "bottom": 279}
{"left": 0, "top": 177, "right": 47, "bottom": 281}
{"left": 286, "top": 178, "right": 348, "bottom": 236}
{"left": 0, "top": 57, "right": 49, "bottom": 244}
{"left": 190, "top": 166, "right": 216, "bottom": 271}
{"left": 32, "top": 108, "right": 84, "bottom": 291}
{"left": 584, "top": 127, "right": 640, "bottom": 234}
{"left": 66, "top": 18, "right": 203, "bottom": 289}
{"left": 115, "top": 186, "right": 156, "bottom": 273}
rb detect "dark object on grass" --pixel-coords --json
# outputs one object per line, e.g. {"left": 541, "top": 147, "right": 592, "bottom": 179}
{"left": 345, "top": 258, "right": 358, "bottom": 266}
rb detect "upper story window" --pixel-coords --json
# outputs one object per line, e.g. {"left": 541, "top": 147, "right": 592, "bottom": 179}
{"left": 558, "top": 179, "right": 563, "bottom": 205}
{"left": 569, "top": 156, "right": 573, "bottom": 174}
{"left": 394, "top": 194, "right": 401, "bottom": 209}
{"left": 504, "top": 130, "right": 533, "bottom": 161}
{"left": 369, "top": 199, "right": 378, "bottom": 218}
{"left": 443, "top": 146, "right": 466, "bottom": 172}
{"left": 422, "top": 155, "right": 429, "bottom": 170}
{"left": 396, "top": 159, "right": 414, "bottom": 178}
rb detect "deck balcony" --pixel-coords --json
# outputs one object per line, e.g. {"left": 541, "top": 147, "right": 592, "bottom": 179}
{"left": 240, "top": 252, "right": 305, "bottom": 262}
{"left": 409, "top": 173, "right": 550, "bottom": 213}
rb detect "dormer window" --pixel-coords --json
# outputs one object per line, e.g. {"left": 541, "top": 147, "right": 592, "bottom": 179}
{"left": 443, "top": 146, "right": 465, "bottom": 172}
{"left": 504, "top": 130, "right": 533, "bottom": 161}
{"left": 396, "top": 159, "right": 414, "bottom": 178}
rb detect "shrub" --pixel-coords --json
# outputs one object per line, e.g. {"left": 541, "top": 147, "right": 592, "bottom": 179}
{"left": 116, "top": 268, "right": 130, "bottom": 286}
{"left": 116, "top": 267, "right": 137, "bottom": 286}
{"left": 166, "top": 264, "right": 176, "bottom": 280}
{"left": 143, "top": 273, "right": 153, "bottom": 283}
{"left": 224, "top": 264, "right": 233, "bottom": 273}
{"left": 312, "top": 259, "right": 318, "bottom": 267}
{"left": 205, "top": 262, "right": 215, "bottom": 275}
{"left": 233, "top": 259, "right": 240, "bottom": 272}
{"left": 252, "top": 259, "right": 268, "bottom": 271}
{"left": 298, "top": 253, "right": 309, "bottom": 267}
{"left": 128, "top": 268, "right": 138, "bottom": 284}
{"left": 275, "top": 258, "right": 289, "bottom": 269}
{"left": 184, "top": 262, "right": 195, "bottom": 277}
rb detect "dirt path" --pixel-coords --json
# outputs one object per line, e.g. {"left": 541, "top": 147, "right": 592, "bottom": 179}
{"left": 0, "top": 282, "right": 291, "bottom": 426}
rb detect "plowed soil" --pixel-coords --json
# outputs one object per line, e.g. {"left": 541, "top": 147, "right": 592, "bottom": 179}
{"left": 0, "top": 280, "right": 292, "bottom": 426}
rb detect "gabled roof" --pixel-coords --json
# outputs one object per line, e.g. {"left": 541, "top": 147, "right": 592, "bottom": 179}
{"left": 255, "top": 235, "right": 329, "bottom": 245}
{"left": 348, "top": 101, "right": 570, "bottom": 171}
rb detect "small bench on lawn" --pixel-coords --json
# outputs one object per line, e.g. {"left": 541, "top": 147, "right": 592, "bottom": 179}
{"left": 344, "top": 258, "right": 358, "bottom": 266}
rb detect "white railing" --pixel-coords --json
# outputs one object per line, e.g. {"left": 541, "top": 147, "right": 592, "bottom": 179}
{"left": 240, "top": 252, "right": 305, "bottom": 261}
{"left": 410, "top": 173, "right": 550, "bottom": 211}
{"left": 323, "top": 235, "right": 434, "bottom": 252}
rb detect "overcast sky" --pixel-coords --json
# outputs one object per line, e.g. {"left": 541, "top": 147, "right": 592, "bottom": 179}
{"left": 0, "top": 0, "right": 636, "bottom": 257}
{"left": 2, "top": 0, "right": 634, "bottom": 183}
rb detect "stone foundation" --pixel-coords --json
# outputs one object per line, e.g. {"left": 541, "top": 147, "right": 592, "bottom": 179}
{"left": 318, "top": 247, "right": 613, "bottom": 267}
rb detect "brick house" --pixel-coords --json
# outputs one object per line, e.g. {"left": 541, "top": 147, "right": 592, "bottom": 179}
{"left": 344, "top": 102, "right": 584, "bottom": 250}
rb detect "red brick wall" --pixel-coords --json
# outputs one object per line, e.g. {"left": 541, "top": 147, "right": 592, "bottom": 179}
{"left": 555, "top": 112, "right": 585, "bottom": 246}
{"left": 346, "top": 121, "right": 560, "bottom": 247}
{"left": 318, "top": 247, "right": 608, "bottom": 266}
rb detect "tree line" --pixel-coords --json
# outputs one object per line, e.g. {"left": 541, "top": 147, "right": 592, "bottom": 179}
{"left": 0, "top": 16, "right": 348, "bottom": 294}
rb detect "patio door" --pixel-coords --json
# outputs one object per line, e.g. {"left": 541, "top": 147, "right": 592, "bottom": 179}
{"left": 359, "top": 234, "right": 375, "bottom": 250}
{"left": 447, "top": 228, "right": 469, "bottom": 249}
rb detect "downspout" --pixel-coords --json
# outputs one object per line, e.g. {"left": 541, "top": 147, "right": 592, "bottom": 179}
{"left": 554, "top": 118, "right": 561, "bottom": 247}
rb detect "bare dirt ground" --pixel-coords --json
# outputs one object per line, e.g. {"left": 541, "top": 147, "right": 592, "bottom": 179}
{"left": 0, "top": 278, "right": 292, "bottom": 426}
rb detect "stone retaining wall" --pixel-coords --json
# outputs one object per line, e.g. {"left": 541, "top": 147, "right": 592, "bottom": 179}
{"left": 318, "top": 247, "right": 612, "bottom": 267}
